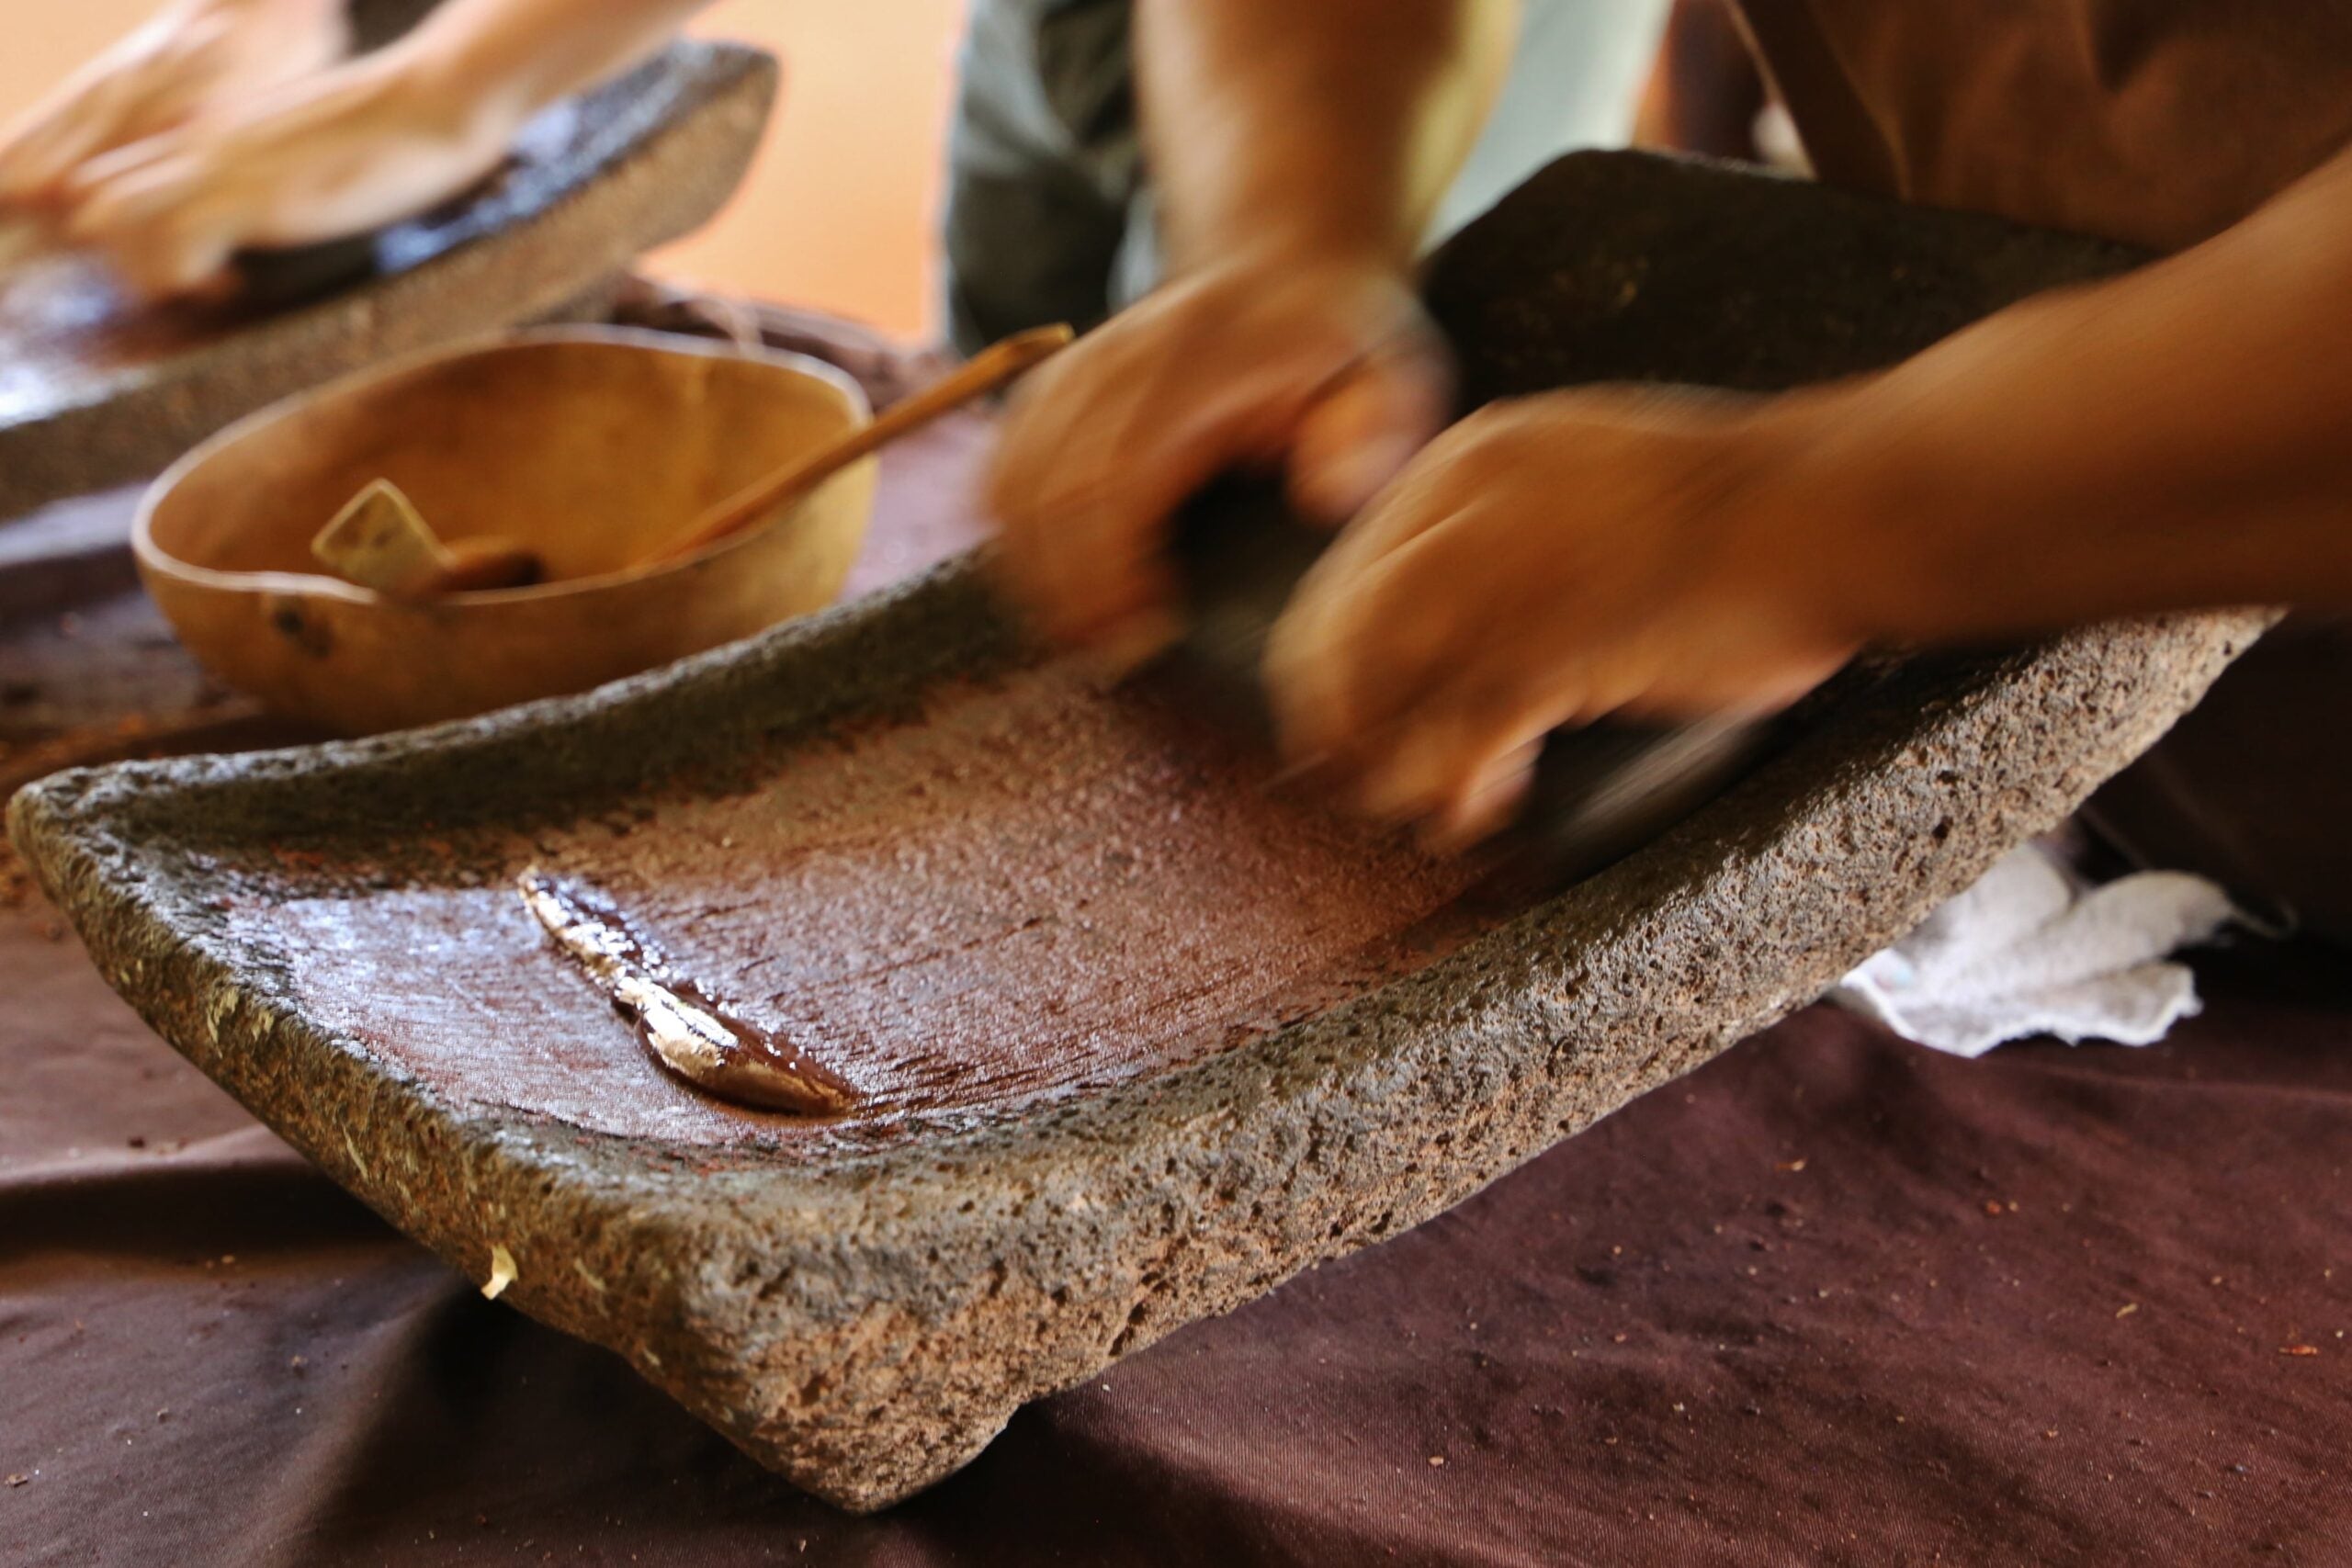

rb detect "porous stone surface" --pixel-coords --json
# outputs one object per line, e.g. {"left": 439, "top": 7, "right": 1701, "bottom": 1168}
{"left": 0, "top": 39, "right": 776, "bottom": 523}
{"left": 8, "top": 153, "right": 2266, "bottom": 1510}
{"left": 1425, "top": 152, "right": 2148, "bottom": 402}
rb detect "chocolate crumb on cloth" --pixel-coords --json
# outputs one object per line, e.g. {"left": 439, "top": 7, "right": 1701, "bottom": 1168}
{"left": 4, "top": 358, "right": 2349, "bottom": 1562}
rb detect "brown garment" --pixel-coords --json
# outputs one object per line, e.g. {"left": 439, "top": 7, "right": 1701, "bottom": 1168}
{"left": 1733, "top": 1, "right": 2352, "bottom": 939}
{"left": 1736, "top": 0, "right": 2352, "bottom": 247}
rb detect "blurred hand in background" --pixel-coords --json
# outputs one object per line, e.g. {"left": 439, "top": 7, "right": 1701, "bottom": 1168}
{"left": 0, "top": 0, "right": 349, "bottom": 221}
{"left": 0, "top": 0, "right": 713, "bottom": 300}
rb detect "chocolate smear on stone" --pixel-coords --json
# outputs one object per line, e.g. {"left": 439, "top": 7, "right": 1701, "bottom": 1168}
{"left": 518, "top": 867, "right": 855, "bottom": 1115}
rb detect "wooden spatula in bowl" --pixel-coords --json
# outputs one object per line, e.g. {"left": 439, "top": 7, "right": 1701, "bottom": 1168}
{"left": 306, "top": 324, "right": 1073, "bottom": 597}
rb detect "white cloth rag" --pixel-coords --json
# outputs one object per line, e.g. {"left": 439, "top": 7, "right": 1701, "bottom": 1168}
{"left": 1830, "top": 843, "right": 2238, "bottom": 1057}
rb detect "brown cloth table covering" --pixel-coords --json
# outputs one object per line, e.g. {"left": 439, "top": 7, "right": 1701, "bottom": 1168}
{"left": 6, "top": 317, "right": 2351, "bottom": 1565}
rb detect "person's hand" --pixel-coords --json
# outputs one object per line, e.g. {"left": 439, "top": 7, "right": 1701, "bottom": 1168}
{"left": 0, "top": 0, "right": 347, "bottom": 218}
{"left": 45, "top": 50, "right": 513, "bottom": 300}
{"left": 1264, "top": 387, "right": 1867, "bottom": 846}
{"left": 986, "top": 254, "right": 1453, "bottom": 666}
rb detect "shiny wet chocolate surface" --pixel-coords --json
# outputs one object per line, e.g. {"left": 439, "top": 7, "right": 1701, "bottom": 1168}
{"left": 228, "top": 664, "right": 1490, "bottom": 1152}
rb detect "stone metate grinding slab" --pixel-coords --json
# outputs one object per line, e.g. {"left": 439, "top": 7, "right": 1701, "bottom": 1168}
{"left": 0, "top": 1, "right": 776, "bottom": 522}
{"left": 9, "top": 153, "right": 2269, "bottom": 1510}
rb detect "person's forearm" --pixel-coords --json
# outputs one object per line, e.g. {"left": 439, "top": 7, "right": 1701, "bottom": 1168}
{"left": 388, "top": 0, "right": 714, "bottom": 140}
{"left": 1800, "top": 145, "right": 2352, "bottom": 640}
{"left": 1136, "top": 0, "right": 1517, "bottom": 276}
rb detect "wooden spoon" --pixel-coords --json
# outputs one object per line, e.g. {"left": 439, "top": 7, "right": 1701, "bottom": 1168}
{"left": 311, "top": 479, "right": 543, "bottom": 597}
{"left": 645, "top": 321, "right": 1072, "bottom": 565}
{"left": 312, "top": 474, "right": 540, "bottom": 597}
{"left": 306, "top": 323, "right": 1072, "bottom": 598}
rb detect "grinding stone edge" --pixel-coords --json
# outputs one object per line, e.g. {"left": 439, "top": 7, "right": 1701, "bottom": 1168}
{"left": 6, "top": 551, "right": 2271, "bottom": 1509}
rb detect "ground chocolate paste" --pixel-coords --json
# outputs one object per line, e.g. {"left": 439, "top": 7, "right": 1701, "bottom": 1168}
{"left": 237, "top": 662, "right": 1496, "bottom": 1152}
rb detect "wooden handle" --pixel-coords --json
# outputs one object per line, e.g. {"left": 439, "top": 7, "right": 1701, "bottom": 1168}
{"left": 650, "top": 322, "right": 1074, "bottom": 565}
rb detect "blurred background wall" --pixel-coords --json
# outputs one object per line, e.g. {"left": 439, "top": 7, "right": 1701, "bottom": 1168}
{"left": 1, "top": 1, "right": 967, "bottom": 338}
